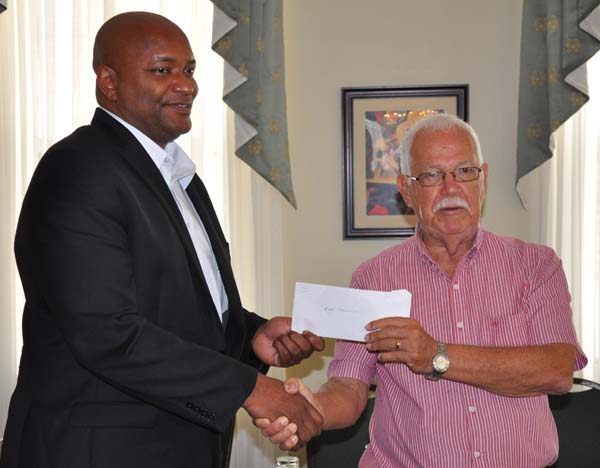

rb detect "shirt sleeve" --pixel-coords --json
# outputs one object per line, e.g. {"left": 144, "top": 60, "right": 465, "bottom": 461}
{"left": 523, "top": 246, "right": 587, "bottom": 370}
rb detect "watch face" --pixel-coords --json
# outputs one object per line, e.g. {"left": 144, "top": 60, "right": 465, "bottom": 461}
{"left": 433, "top": 354, "right": 449, "bottom": 372}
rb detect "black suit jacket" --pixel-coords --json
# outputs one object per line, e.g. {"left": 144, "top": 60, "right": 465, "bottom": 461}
{"left": 0, "top": 109, "right": 267, "bottom": 468}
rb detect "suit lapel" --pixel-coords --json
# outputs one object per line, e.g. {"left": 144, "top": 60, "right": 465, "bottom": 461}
{"left": 186, "top": 178, "right": 246, "bottom": 354}
{"left": 185, "top": 177, "right": 241, "bottom": 311}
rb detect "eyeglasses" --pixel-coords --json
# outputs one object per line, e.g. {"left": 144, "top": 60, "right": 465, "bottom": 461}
{"left": 408, "top": 167, "right": 482, "bottom": 187}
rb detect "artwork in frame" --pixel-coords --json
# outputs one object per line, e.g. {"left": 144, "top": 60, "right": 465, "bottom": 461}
{"left": 342, "top": 84, "right": 469, "bottom": 239}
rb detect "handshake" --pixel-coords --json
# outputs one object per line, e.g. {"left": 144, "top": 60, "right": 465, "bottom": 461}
{"left": 243, "top": 375, "right": 321, "bottom": 451}
{"left": 243, "top": 317, "right": 327, "bottom": 450}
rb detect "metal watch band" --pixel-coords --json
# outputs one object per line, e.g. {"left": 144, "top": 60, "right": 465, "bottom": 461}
{"left": 424, "top": 342, "right": 449, "bottom": 381}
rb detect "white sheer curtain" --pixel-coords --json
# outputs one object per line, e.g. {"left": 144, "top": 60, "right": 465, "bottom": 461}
{"left": 0, "top": 2, "right": 18, "bottom": 441}
{"left": 521, "top": 52, "right": 600, "bottom": 381}
{"left": 226, "top": 114, "right": 287, "bottom": 465}
{"left": 0, "top": 2, "right": 286, "bottom": 464}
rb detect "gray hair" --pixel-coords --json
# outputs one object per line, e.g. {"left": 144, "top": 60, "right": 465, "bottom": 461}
{"left": 398, "top": 113, "right": 483, "bottom": 176}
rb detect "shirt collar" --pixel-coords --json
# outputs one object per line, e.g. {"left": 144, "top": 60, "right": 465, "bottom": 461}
{"left": 99, "top": 107, "right": 196, "bottom": 188}
{"left": 415, "top": 224, "right": 483, "bottom": 267}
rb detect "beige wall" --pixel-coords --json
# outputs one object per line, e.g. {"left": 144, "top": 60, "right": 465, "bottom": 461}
{"left": 282, "top": 0, "right": 526, "bottom": 389}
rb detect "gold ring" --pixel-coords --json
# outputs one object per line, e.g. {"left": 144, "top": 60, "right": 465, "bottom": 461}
{"left": 395, "top": 339, "right": 401, "bottom": 350}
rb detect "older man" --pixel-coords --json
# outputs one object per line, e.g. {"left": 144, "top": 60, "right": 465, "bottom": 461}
{"left": 0, "top": 12, "right": 323, "bottom": 468}
{"left": 260, "top": 114, "right": 586, "bottom": 467}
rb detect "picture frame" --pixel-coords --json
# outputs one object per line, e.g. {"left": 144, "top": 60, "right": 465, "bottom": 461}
{"left": 342, "top": 84, "right": 469, "bottom": 239}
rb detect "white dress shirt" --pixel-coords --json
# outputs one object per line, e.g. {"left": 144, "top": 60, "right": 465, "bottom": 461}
{"left": 100, "top": 107, "right": 228, "bottom": 320}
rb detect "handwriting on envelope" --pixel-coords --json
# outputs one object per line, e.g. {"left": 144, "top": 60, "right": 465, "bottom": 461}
{"left": 291, "top": 282, "right": 412, "bottom": 342}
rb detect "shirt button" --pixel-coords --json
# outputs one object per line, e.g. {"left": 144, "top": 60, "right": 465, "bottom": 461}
{"left": 457, "top": 321, "right": 464, "bottom": 329}
{"left": 453, "top": 283, "right": 459, "bottom": 290}
{"left": 474, "top": 451, "right": 481, "bottom": 458}
{"left": 468, "top": 405, "right": 476, "bottom": 413}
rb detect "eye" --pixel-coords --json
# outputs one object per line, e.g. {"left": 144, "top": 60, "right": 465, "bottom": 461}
{"left": 421, "top": 171, "right": 440, "bottom": 181}
{"left": 184, "top": 67, "right": 195, "bottom": 75}
{"left": 151, "top": 67, "right": 169, "bottom": 75}
{"left": 457, "top": 167, "right": 473, "bottom": 174}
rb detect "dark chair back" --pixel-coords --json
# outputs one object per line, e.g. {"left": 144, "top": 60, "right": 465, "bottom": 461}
{"left": 548, "top": 378, "right": 600, "bottom": 468}
{"left": 307, "top": 396, "right": 374, "bottom": 468}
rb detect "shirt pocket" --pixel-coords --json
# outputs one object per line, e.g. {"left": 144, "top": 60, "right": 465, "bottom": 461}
{"left": 488, "top": 313, "right": 529, "bottom": 347}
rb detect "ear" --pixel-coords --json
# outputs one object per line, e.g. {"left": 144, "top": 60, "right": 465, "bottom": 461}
{"left": 397, "top": 174, "right": 414, "bottom": 209}
{"left": 481, "top": 162, "right": 489, "bottom": 194}
{"left": 96, "top": 65, "right": 119, "bottom": 102}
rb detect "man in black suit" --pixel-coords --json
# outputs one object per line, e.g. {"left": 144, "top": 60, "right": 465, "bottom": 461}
{"left": 0, "top": 11, "right": 323, "bottom": 468}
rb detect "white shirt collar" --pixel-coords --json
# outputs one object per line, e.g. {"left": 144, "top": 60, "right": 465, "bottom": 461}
{"left": 99, "top": 107, "right": 196, "bottom": 188}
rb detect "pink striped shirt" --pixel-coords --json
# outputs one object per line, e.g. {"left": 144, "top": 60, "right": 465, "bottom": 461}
{"left": 328, "top": 228, "right": 587, "bottom": 468}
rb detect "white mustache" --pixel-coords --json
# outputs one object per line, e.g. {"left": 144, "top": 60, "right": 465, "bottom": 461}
{"left": 433, "top": 197, "right": 470, "bottom": 213}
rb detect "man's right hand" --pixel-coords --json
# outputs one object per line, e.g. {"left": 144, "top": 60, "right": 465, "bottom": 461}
{"left": 253, "top": 377, "right": 323, "bottom": 450}
{"left": 243, "top": 373, "right": 323, "bottom": 449}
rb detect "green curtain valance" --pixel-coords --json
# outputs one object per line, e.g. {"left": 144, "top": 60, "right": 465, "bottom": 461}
{"left": 211, "top": 0, "right": 296, "bottom": 208}
{"left": 516, "top": 0, "right": 600, "bottom": 190}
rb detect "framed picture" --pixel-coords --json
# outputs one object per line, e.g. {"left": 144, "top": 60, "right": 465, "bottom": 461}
{"left": 342, "top": 84, "right": 469, "bottom": 239}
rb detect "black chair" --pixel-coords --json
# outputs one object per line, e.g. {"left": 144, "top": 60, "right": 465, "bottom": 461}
{"left": 548, "top": 377, "right": 600, "bottom": 468}
{"left": 307, "top": 393, "right": 375, "bottom": 468}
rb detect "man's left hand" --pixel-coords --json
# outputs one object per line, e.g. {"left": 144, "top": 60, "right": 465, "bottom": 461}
{"left": 365, "top": 317, "right": 437, "bottom": 373}
{"left": 253, "top": 317, "right": 325, "bottom": 367}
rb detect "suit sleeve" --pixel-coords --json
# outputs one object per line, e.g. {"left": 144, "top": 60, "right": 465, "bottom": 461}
{"left": 16, "top": 148, "right": 259, "bottom": 433}
{"left": 240, "top": 310, "right": 269, "bottom": 374}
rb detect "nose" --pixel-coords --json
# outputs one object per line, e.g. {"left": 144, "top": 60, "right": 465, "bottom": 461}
{"left": 173, "top": 72, "right": 198, "bottom": 96}
{"left": 440, "top": 172, "right": 461, "bottom": 193}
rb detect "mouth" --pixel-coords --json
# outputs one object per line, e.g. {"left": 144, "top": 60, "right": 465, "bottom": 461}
{"left": 437, "top": 206, "right": 465, "bottom": 214}
{"left": 165, "top": 102, "right": 193, "bottom": 114}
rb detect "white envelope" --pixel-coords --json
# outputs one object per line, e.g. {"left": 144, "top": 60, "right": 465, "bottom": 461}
{"left": 291, "top": 282, "right": 412, "bottom": 342}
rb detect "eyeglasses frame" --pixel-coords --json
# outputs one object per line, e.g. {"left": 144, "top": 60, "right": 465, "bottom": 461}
{"left": 407, "top": 166, "right": 483, "bottom": 187}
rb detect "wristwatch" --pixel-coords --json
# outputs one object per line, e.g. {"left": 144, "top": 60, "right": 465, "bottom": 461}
{"left": 424, "top": 342, "right": 450, "bottom": 381}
